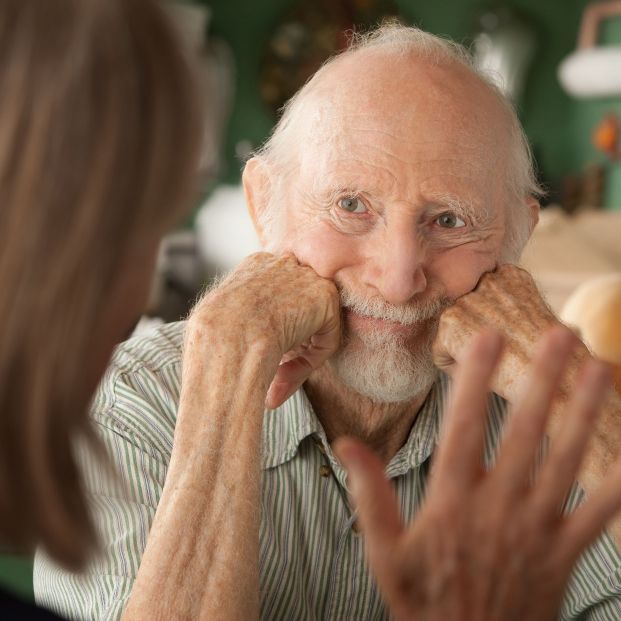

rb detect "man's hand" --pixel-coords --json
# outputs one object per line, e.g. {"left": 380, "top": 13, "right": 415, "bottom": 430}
{"left": 336, "top": 328, "right": 621, "bottom": 621}
{"left": 433, "top": 264, "right": 565, "bottom": 403}
{"left": 186, "top": 252, "right": 341, "bottom": 408}
{"left": 433, "top": 263, "right": 621, "bottom": 545}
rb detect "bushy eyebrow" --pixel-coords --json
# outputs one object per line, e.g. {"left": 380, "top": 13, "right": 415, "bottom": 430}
{"left": 426, "top": 193, "right": 492, "bottom": 226}
{"left": 306, "top": 184, "right": 379, "bottom": 206}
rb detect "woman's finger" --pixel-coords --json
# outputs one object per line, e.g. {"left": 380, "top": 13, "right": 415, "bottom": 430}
{"left": 561, "top": 462, "right": 621, "bottom": 561}
{"left": 430, "top": 330, "right": 503, "bottom": 494}
{"left": 334, "top": 437, "right": 403, "bottom": 572}
{"left": 529, "top": 359, "right": 610, "bottom": 522}
{"left": 491, "top": 326, "right": 576, "bottom": 498}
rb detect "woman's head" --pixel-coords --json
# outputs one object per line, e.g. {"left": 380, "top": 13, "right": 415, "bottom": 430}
{"left": 0, "top": 0, "right": 203, "bottom": 568}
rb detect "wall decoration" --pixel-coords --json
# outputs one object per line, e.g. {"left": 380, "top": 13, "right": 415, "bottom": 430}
{"left": 593, "top": 112, "right": 621, "bottom": 161}
{"left": 260, "top": 0, "right": 400, "bottom": 116}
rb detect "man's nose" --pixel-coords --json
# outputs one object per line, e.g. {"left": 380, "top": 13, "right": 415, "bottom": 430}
{"left": 370, "top": 224, "right": 427, "bottom": 305}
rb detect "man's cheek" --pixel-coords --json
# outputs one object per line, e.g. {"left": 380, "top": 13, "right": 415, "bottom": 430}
{"left": 430, "top": 247, "right": 497, "bottom": 298}
{"left": 284, "top": 223, "right": 361, "bottom": 279}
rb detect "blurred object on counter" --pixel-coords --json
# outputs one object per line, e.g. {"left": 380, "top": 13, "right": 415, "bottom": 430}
{"left": 260, "top": 0, "right": 400, "bottom": 116}
{"left": 195, "top": 185, "right": 261, "bottom": 274}
{"left": 560, "top": 163, "right": 606, "bottom": 213}
{"left": 473, "top": 5, "right": 537, "bottom": 105}
{"left": 582, "top": 163, "right": 606, "bottom": 207}
{"left": 561, "top": 274, "right": 621, "bottom": 390}
{"left": 521, "top": 206, "right": 621, "bottom": 313}
{"left": 593, "top": 112, "right": 621, "bottom": 160}
{"left": 559, "top": 0, "right": 621, "bottom": 98}
{"left": 146, "top": 231, "right": 207, "bottom": 323}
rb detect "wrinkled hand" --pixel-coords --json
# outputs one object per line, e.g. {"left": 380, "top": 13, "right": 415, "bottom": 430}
{"left": 187, "top": 252, "right": 340, "bottom": 408}
{"left": 336, "top": 328, "right": 621, "bottom": 621}
{"left": 433, "top": 264, "right": 568, "bottom": 404}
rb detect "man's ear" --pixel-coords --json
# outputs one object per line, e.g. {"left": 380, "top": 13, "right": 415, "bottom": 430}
{"left": 242, "top": 157, "right": 272, "bottom": 248}
{"left": 526, "top": 196, "right": 540, "bottom": 235}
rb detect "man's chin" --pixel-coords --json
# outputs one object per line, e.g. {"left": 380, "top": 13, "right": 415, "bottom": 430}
{"left": 328, "top": 334, "right": 438, "bottom": 404}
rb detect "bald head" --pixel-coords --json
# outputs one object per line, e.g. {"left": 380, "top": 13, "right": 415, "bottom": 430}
{"left": 301, "top": 51, "right": 509, "bottom": 177}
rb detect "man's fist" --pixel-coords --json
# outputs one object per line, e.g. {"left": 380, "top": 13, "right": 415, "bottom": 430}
{"left": 186, "top": 252, "right": 341, "bottom": 409}
{"left": 433, "top": 264, "right": 566, "bottom": 403}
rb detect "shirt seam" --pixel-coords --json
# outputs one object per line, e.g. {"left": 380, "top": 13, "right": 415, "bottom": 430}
{"left": 87, "top": 489, "right": 161, "bottom": 512}
{"left": 110, "top": 352, "right": 182, "bottom": 379}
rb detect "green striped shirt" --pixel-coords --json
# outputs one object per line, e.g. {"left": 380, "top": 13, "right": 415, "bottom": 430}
{"left": 34, "top": 321, "right": 621, "bottom": 620}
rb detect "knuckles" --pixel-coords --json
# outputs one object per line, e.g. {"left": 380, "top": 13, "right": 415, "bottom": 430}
{"left": 187, "top": 252, "right": 340, "bottom": 353}
{"left": 477, "top": 264, "right": 538, "bottom": 298}
{"left": 436, "top": 264, "right": 550, "bottom": 334}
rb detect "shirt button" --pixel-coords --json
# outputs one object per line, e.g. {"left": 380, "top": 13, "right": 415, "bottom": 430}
{"left": 351, "top": 520, "right": 361, "bottom": 534}
{"left": 319, "top": 465, "right": 331, "bottom": 477}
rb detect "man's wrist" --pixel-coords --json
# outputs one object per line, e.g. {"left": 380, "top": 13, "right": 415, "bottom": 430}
{"left": 184, "top": 312, "right": 282, "bottom": 381}
{"left": 173, "top": 319, "right": 281, "bottom": 458}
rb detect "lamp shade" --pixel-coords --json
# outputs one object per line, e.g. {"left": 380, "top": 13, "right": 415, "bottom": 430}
{"left": 559, "top": 47, "right": 621, "bottom": 97}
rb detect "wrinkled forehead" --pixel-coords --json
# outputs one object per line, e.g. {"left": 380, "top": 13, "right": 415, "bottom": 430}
{"left": 294, "top": 52, "right": 510, "bottom": 188}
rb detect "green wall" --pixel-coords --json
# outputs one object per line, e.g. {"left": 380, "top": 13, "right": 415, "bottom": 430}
{"left": 571, "top": 15, "right": 621, "bottom": 207}
{"left": 204, "top": 0, "right": 621, "bottom": 207}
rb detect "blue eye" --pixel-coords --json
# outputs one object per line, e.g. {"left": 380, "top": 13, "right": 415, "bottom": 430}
{"left": 435, "top": 213, "right": 466, "bottom": 228}
{"left": 338, "top": 196, "right": 367, "bottom": 214}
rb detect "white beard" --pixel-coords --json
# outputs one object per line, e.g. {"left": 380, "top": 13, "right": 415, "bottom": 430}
{"left": 330, "top": 288, "right": 450, "bottom": 403}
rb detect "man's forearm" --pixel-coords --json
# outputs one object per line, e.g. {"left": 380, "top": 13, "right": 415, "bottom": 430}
{"left": 121, "top": 334, "right": 279, "bottom": 621}
{"left": 118, "top": 253, "right": 340, "bottom": 619}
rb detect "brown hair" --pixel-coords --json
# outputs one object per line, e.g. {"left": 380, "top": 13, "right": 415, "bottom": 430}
{"left": 0, "top": 0, "right": 203, "bottom": 568}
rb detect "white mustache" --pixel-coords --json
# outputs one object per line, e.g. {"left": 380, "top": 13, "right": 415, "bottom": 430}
{"left": 339, "top": 287, "right": 451, "bottom": 325}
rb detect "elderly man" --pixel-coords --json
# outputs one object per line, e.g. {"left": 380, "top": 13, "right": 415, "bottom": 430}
{"left": 35, "top": 24, "right": 621, "bottom": 620}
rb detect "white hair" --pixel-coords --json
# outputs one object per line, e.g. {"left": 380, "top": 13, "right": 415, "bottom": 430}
{"left": 251, "top": 22, "right": 545, "bottom": 260}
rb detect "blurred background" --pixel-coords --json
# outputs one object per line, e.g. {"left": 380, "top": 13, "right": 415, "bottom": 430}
{"left": 5, "top": 0, "right": 621, "bottom": 602}
{"left": 144, "top": 0, "right": 621, "bottom": 334}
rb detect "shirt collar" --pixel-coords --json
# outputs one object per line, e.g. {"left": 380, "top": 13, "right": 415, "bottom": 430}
{"left": 385, "top": 373, "right": 447, "bottom": 478}
{"left": 261, "top": 373, "right": 449, "bottom": 474}
{"left": 261, "top": 388, "right": 321, "bottom": 469}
